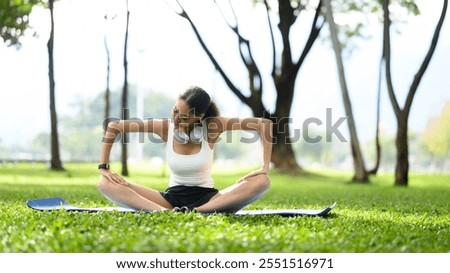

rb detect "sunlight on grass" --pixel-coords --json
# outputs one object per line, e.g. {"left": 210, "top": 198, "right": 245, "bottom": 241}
{"left": 0, "top": 163, "right": 449, "bottom": 252}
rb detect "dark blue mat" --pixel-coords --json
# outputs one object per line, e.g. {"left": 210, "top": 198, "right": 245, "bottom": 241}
{"left": 27, "top": 197, "right": 336, "bottom": 217}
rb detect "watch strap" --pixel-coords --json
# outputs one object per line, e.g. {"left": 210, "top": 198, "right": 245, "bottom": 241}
{"left": 98, "top": 163, "right": 110, "bottom": 170}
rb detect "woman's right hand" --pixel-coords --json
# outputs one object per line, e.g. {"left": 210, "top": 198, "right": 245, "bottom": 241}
{"left": 237, "top": 167, "right": 268, "bottom": 183}
{"left": 99, "top": 169, "right": 129, "bottom": 186}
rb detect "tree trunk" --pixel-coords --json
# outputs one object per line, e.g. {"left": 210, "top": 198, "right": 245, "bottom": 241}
{"left": 368, "top": 54, "right": 383, "bottom": 175}
{"left": 104, "top": 22, "right": 111, "bottom": 121}
{"left": 270, "top": 76, "right": 302, "bottom": 173}
{"left": 323, "top": 0, "right": 368, "bottom": 182}
{"left": 395, "top": 113, "right": 408, "bottom": 185}
{"left": 47, "top": 0, "right": 64, "bottom": 171}
{"left": 271, "top": 135, "right": 301, "bottom": 172}
{"left": 121, "top": 1, "right": 130, "bottom": 176}
{"left": 245, "top": 81, "right": 300, "bottom": 173}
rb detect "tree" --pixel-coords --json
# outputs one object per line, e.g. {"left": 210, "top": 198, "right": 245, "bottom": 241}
{"left": 368, "top": 52, "right": 383, "bottom": 175}
{"left": 383, "top": 0, "right": 448, "bottom": 185}
{"left": 1, "top": 0, "right": 64, "bottom": 170}
{"left": 103, "top": 14, "right": 115, "bottom": 122}
{"left": 121, "top": 0, "right": 130, "bottom": 176}
{"left": 47, "top": 0, "right": 64, "bottom": 170}
{"left": 169, "top": 0, "right": 326, "bottom": 173}
{"left": 323, "top": 0, "right": 368, "bottom": 182}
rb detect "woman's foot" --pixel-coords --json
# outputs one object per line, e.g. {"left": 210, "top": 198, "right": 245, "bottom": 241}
{"left": 172, "top": 206, "right": 191, "bottom": 213}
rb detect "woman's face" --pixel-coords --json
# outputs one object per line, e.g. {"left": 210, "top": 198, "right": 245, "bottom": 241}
{"left": 171, "top": 99, "right": 200, "bottom": 130}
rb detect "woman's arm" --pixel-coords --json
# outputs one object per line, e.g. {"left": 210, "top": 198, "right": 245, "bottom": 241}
{"left": 99, "top": 118, "right": 168, "bottom": 170}
{"left": 208, "top": 116, "right": 273, "bottom": 172}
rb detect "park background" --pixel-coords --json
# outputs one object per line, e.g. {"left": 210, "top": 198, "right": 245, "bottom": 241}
{"left": 0, "top": 0, "right": 449, "bottom": 175}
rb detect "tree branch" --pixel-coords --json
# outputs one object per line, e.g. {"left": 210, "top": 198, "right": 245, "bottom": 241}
{"left": 278, "top": 0, "right": 295, "bottom": 71}
{"left": 167, "top": 0, "right": 250, "bottom": 105}
{"left": 214, "top": 0, "right": 263, "bottom": 97}
{"left": 404, "top": 0, "right": 448, "bottom": 117}
{"left": 289, "top": 0, "right": 324, "bottom": 81}
{"left": 263, "top": 0, "right": 277, "bottom": 78}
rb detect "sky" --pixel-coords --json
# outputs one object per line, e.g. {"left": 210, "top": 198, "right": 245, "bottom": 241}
{"left": 0, "top": 0, "right": 449, "bottom": 147}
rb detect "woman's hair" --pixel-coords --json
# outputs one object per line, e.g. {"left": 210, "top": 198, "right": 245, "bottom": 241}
{"left": 179, "top": 86, "right": 220, "bottom": 119}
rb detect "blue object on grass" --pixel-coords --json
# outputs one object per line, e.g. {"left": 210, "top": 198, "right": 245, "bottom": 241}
{"left": 26, "top": 197, "right": 336, "bottom": 217}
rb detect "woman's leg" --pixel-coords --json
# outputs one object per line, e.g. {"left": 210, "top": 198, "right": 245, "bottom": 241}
{"left": 195, "top": 173, "right": 270, "bottom": 213}
{"left": 97, "top": 176, "right": 173, "bottom": 211}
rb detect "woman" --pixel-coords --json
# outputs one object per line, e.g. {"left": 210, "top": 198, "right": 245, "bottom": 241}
{"left": 97, "top": 86, "right": 272, "bottom": 213}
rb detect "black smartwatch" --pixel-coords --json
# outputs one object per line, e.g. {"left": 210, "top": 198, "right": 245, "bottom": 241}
{"left": 98, "top": 163, "right": 110, "bottom": 170}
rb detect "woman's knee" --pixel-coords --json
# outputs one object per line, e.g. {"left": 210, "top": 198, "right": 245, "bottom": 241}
{"left": 245, "top": 174, "right": 270, "bottom": 207}
{"left": 252, "top": 174, "right": 271, "bottom": 193}
{"left": 97, "top": 176, "right": 114, "bottom": 193}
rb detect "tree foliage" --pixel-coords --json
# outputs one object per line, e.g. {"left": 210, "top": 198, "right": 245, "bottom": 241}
{"left": 0, "top": 0, "right": 41, "bottom": 47}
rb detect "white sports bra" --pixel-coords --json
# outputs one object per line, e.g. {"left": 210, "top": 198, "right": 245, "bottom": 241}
{"left": 166, "top": 120, "right": 214, "bottom": 188}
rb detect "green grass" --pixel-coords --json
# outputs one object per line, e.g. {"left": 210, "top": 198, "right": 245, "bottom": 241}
{"left": 0, "top": 163, "right": 449, "bottom": 253}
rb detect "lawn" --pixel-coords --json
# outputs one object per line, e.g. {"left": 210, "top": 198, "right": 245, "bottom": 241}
{"left": 0, "top": 163, "right": 448, "bottom": 253}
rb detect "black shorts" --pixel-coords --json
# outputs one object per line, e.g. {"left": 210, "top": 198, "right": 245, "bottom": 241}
{"left": 160, "top": 185, "right": 219, "bottom": 209}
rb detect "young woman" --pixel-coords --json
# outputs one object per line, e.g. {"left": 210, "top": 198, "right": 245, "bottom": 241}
{"left": 97, "top": 86, "right": 272, "bottom": 213}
